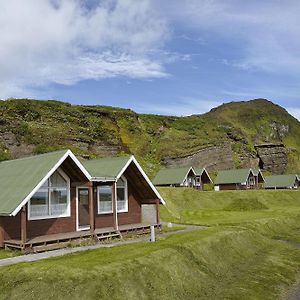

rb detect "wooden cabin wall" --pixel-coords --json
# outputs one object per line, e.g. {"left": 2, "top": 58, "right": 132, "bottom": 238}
{"left": 27, "top": 187, "right": 77, "bottom": 238}
{"left": 118, "top": 181, "right": 141, "bottom": 226}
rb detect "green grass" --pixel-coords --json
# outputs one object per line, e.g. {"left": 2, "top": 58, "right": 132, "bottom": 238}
{"left": 1, "top": 189, "right": 300, "bottom": 299}
{"left": 0, "top": 249, "right": 21, "bottom": 259}
{"left": 159, "top": 188, "right": 300, "bottom": 225}
{"left": 1, "top": 223, "right": 300, "bottom": 299}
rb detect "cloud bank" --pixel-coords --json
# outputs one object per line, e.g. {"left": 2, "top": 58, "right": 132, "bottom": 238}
{"left": 0, "top": 0, "right": 168, "bottom": 98}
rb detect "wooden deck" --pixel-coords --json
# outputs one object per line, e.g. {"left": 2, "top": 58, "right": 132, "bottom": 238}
{"left": 4, "top": 223, "right": 160, "bottom": 253}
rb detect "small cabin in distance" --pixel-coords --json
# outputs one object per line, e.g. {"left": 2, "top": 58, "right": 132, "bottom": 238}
{"left": 214, "top": 168, "right": 264, "bottom": 191}
{"left": 153, "top": 166, "right": 212, "bottom": 189}
{"left": 264, "top": 174, "right": 299, "bottom": 190}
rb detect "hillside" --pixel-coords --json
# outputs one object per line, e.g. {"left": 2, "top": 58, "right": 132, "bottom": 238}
{"left": 0, "top": 98, "right": 299, "bottom": 177}
{"left": 2, "top": 189, "right": 300, "bottom": 299}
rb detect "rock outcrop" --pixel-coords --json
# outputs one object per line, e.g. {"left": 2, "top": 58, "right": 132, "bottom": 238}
{"left": 163, "top": 143, "right": 235, "bottom": 171}
{"left": 255, "top": 143, "right": 288, "bottom": 174}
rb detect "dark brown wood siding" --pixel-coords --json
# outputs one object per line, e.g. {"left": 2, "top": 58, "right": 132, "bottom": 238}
{"left": 118, "top": 181, "right": 141, "bottom": 225}
{"left": 93, "top": 179, "right": 142, "bottom": 228}
{"left": 2, "top": 213, "right": 21, "bottom": 240}
{"left": 27, "top": 187, "right": 77, "bottom": 238}
{"left": 219, "top": 183, "right": 241, "bottom": 190}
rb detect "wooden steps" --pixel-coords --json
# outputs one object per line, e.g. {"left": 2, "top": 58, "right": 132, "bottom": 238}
{"left": 96, "top": 230, "right": 122, "bottom": 241}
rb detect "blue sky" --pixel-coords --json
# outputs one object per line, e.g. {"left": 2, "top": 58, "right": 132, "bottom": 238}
{"left": 1, "top": 0, "right": 300, "bottom": 120}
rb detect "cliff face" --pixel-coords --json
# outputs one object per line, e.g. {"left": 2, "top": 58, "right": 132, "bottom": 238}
{"left": 0, "top": 98, "right": 299, "bottom": 176}
{"left": 163, "top": 143, "right": 235, "bottom": 171}
{"left": 255, "top": 144, "right": 288, "bottom": 174}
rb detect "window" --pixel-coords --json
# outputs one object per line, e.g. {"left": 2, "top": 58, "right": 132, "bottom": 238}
{"left": 29, "top": 169, "right": 70, "bottom": 220}
{"left": 97, "top": 185, "right": 113, "bottom": 214}
{"left": 117, "top": 176, "right": 128, "bottom": 213}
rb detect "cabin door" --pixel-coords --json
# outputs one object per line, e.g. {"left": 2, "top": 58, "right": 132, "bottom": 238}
{"left": 76, "top": 187, "right": 90, "bottom": 231}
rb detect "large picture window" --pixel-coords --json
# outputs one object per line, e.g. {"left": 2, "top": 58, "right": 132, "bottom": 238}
{"left": 29, "top": 169, "right": 70, "bottom": 220}
{"left": 117, "top": 176, "right": 128, "bottom": 213}
{"left": 97, "top": 185, "right": 113, "bottom": 214}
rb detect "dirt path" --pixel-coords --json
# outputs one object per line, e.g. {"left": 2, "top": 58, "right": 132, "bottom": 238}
{"left": 0, "top": 224, "right": 206, "bottom": 267}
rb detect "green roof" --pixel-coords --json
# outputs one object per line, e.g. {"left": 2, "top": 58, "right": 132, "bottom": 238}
{"left": 153, "top": 167, "right": 192, "bottom": 185}
{"left": 264, "top": 174, "right": 298, "bottom": 188}
{"left": 193, "top": 167, "right": 205, "bottom": 175}
{"left": 0, "top": 150, "right": 69, "bottom": 216}
{"left": 82, "top": 156, "right": 131, "bottom": 179}
{"left": 252, "top": 168, "right": 261, "bottom": 176}
{"left": 215, "top": 169, "right": 252, "bottom": 185}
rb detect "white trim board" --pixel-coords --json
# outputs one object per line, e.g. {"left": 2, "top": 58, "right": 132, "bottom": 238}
{"left": 11, "top": 150, "right": 91, "bottom": 217}
{"left": 76, "top": 186, "right": 91, "bottom": 232}
{"left": 116, "top": 156, "right": 166, "bottom": 205}
{"left": 180, "top": 166, "right": 196, "bottom": 186}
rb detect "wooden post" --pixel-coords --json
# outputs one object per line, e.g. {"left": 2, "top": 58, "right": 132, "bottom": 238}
{"left": 0, "top": 217, "right": 4, "bottom": 248}
{"left": 21, "top": 206, "right": 27, "bottom": 245}
{"left": 88, "top": 185, "right": 95, "bottom": 233}
{"left": 112, "top": 182, "right": 118, "bottom": 230}
{"left": 155, "top": 199, "right": 160, "bottom": 225}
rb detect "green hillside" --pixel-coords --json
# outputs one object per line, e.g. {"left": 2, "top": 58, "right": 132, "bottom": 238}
{"left": 0, "top": 98, "right": 299, "bottom": 177}
{"left": 1, "top": 189, "right": 300, "bottom": 299}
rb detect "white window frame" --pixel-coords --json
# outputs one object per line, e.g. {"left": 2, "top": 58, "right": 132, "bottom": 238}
{"left": 28, "top": 168, "right": 71, "bottom": 221}
{"left": 97, "top": 185, "right": 113, "bottom": 215}
{"left": 116, "top": 175, "right": 128, "bottom": 213}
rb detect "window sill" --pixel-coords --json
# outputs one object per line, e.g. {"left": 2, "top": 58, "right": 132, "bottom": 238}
{"left": 28, "top": 213, "right": 71, "bottom": 221}
{"left": 97, "top": 211, "right": 113, "bottom": 215}
{"left": 117, "top": 209, "right": 128, "bottom": 214}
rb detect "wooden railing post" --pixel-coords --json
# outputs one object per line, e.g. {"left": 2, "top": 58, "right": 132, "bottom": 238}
{"left": 88, "top": 185, "right": 95, "bottom": 233}
{"left": 112, "top": 182, "right": 118, "bottom": 230}
{"left": 155, "top": 199, "right": 160, "bottom": 225}
{"left": 21, "top": 206, "right": 27, "bottom": 245}
{"left": 0, "top": 217, "right": 4, "bottom": 248}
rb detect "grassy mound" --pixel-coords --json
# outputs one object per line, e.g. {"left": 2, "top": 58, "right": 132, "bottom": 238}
{"left": 1, "top": 223, "right": 300, "bottom": 299}
{"left": 159, "top": 188, "right": 300, "bottom": 225}
{"left": 223, "top": 197, "right": 268, "bottom": 211}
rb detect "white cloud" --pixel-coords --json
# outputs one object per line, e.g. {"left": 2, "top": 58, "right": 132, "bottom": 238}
{"left": 0, "top": 0, "right": 169, "bottom": 98}
{"left": 287, "top": 108, "right": 300, "bottom": 122}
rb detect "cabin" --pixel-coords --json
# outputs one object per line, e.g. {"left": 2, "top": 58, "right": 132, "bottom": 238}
{"left": 252, "top": 168, "right": 265, "bottom": 189}
{"left": 153, "top": 166, "right": 211, "bottom": 189}
{"left": 264, "top": 174, "right": 300, "bottom": 189}
{"left": 192, "top": 167, "right": 212, "bottom": 190}
{"left": 214, "top": 168, "right": 264, "bottom": 191}
{"left": 0, "top": 150, "right": 164, "bottom": 252}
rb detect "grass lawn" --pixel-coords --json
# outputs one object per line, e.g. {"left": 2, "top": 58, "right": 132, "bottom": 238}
{"left": 0, "top": 249, "right": 21, "bottom": 259}
{"left": 1, "top": 189, "right": 300, "bottom": 299}
{"left": 159, "top": 188, "right": 300, "bottom": 226}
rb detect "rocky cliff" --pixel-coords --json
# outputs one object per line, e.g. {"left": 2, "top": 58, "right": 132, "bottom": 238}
{"left": 0, "top": 98, "right": 299, "bottom": 176}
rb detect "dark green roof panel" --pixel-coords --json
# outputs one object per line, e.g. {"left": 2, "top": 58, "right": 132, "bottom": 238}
{"left": 264, "top": 175, "right": 298, "bottom": 188}
{"left": 215, "top": 169, "right": 251, "bottom": 185}
{"left": 0, "top": 150, "right": 69, "bottom": 215}
{"left": 82, "top": 156, "right": 131, "bottom": 179}
{"left": 153, "top": 167, "right": 192, "bottom": 185}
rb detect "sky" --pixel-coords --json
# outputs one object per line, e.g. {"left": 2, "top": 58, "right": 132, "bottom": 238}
{"left": 0, "top": 0, "right": 300, "bottom": 120}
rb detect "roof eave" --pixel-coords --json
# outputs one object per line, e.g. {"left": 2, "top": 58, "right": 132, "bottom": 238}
{"left": 10, "top": 150, "right": 92, "bottom": 217}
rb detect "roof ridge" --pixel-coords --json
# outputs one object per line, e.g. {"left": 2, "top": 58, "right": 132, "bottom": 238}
{"left": 0, "top": 149, "right": 69, "bottom": 164}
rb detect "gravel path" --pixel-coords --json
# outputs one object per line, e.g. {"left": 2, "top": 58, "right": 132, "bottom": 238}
{"left": 0, "top": 224, "right": 206, "bottom": 267}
